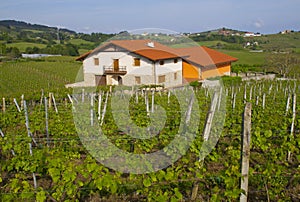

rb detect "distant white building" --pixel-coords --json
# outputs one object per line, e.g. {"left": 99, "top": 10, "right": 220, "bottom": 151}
{"left": 244, "top": 32, "right": 261, "bottom": 37}
{"left": 21, "top": 54, "right": 61, "bottom": 58}
{"left": 281, "top": 30, "right": 292, "bottom": 34}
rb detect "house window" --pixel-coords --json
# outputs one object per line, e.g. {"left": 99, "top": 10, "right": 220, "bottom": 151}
{"left": 134, "top": 58, "right": 141, "bottom": 66}
{"left": 174, "top": 58, "right": 178, "bottom": 63}
{"left": 135, "top": 76, "right": 141, "bottom": 84}
{"left": 159, "top": 60, "right": 164, "bottom": 65}
{"left": 158, "top": 75, "right": 165, "bottom": 83}
{"left": 94, "top": 58, "right": 99, "bottom": 66}
{"left": 174, "top": 72, "right": 177, "bottom": 80}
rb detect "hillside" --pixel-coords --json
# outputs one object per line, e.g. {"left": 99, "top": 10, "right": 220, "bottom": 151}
{"left": 0, "top": 20, "right": 114, "bottom": 58}
{"left": 0, "top": 20, "right": 299, "bottom": 67}
{"left": 189, "top": 27, "right": 300, "bottom": 51}
{"left": 0, "top": 20, "right": 76, "bottom": 34}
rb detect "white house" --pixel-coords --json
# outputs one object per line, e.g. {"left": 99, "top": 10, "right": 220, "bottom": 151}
{"left": 244, "top": 32, "right": 262, "bottom": 37}
{"left": 76, "top": 39, "right": 238, "bottom": 88}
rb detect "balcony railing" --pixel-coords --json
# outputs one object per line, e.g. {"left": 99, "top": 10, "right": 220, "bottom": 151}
{"left": 103, "top": 65, "right": 127, "bottom": 75}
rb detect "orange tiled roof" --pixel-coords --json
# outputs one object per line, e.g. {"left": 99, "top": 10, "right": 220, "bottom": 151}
{"left": 76, "top": 40, "right": 181, "bottom": 61}
{"left": 174, "top": 46, "right": 238, "bottom": 67}
{"left": 134, "top": 49, "right": 179, "bottom": 60}
{"left": 76, "top": 40, "right": 238, "bottom": 66}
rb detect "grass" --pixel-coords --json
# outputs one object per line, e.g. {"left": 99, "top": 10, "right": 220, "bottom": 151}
{"left": 6, "top": 42, "right": 47, "bottom": 52}
{"left": 173, "top": 41, "right": 267, "bottom": 66}
{"left": 78, "top": 48, "right": 90, "bottom": 55}
{"left": 219, "top": 49, "right": 266, "bottom": 65}
{"left": 69, "top": 39, "right": 94, "bottom": 46}
{"left": 294, "top": 48, "right": 300, "bottom": 54}
{"left": 246, "top": 32, "right": 300, "bottom": 51}
{"left": 0, "top": 57, "right": 82, "bottom": 98}
{"left": 198, "top": 40, "right": 229, "bottom": 47}
{"left": 23, "top": 29, "right": 44, "bottom": 33}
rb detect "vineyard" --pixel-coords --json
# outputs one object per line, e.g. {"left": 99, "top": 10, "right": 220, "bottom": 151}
{"left": 0, "top": 79, "right": 300, "bottom": 201}
{"left": 0, "top": 57, "right": 82, "bottom": 98}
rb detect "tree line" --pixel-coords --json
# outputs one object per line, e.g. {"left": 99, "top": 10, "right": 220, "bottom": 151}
{"left": 0, "top": 43, "right": 79, "bottom": 59}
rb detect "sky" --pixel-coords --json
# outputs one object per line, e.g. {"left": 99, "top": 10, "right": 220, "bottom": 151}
{"left": 0, "top": 0, "right": 299, "bottom": 34}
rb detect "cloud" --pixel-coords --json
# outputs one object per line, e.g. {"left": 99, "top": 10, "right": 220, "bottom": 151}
{"left": 253, "top": 19, "right": 264, "bottom": 28}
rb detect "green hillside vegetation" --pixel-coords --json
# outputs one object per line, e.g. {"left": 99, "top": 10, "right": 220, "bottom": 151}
{"left": 6, "top": 42, "right": 47, "bottom": 52}
{"left": 0, "top": 20, "right": 114, "bottom": 58}
{"left": 251, "top": 32, "right": 300, "bottom": 51}
{"left": 68, "top": 38, "right": 94, "bottom": 46}
{"left": 219, "top": 50, "right": 266, "bottom": 65}
{"left": 0, "top": 56, "right": 82, "bottom": 98}
{"left": 0, "top": 20, "right": 300, "bottom": 88}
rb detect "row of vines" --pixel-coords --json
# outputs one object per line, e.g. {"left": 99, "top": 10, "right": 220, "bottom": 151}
{"left": 0, "top": 79, "right": 299, "bottom": 201}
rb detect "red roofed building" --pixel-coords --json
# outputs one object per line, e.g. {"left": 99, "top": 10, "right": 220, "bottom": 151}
{"left": 174, "top": 46, "right": 238, "bottom": 81}
{"left": 76, "top": 40, "right": 237, "bottom": 87}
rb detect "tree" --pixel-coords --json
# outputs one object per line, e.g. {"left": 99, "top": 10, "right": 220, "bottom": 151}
{"left": 0, "top": 43, "right": 6, "bottom": 55}
{"left": 6, "top": 47, "right": 21, "bottom": 58}
{"left": 266, "top": 53, "right": 299, "bottom": 78}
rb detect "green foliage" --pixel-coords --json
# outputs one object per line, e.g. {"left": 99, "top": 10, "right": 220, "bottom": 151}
{"left": 0, "top": 20, "right": 115, "bottom": 57}
{"left": 220, "top": 76, "right": 242, "bottom": 86}
{"left": 220, "top": 49, "right": 266, "bottom": 65}
{"left": 0, "top": 64, "right": 299, "bottom": 201}
{"left": 0, "top": 58, "right": 82, "bottom": 97}
{"left": 190, "top": 33, "right": 245, "bottom": 44}
{"left": 231, "top": 64, "right": 264, "bottom": 73}
{"left": 189, "top": 80, "right": 200, "bottom": 87}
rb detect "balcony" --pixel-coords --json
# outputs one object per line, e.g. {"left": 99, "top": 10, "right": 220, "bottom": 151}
{"left": 103, "top": 65, "right": 127, "bottom": 75}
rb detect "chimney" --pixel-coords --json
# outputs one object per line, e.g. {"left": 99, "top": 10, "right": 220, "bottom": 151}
{"left": 147, "top": 42, "right": 155, "bottom": 48}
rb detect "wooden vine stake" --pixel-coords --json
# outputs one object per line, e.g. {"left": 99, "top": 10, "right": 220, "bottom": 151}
{"left": 48, "top": 93, "right": 52, "bottom": 109}
{"left": 44, "top": 97, "right": 50, "bottom": 147}
{"left": 232, "top": 93, "right": 236, "bottom": 109}
{"left": 90, "top": 94, "right": 94, "bottom": 126}
{"left": 21, "top": 94, "right": 24, "bottom": 110}
{"left": 67, "top": 94, "right": 73, "bottom": 104}
{"left": 13, "top": 98, "right": 21, "bottom": 112}
{"left": 285, "top": 93, "right": 291, "bottom": 115}
{"left": 217, "top": 87, "right": 222, "bottom": 110}
{"left": 0, "top": 128, "right": 4, "bottom": 137}
{"left": 287, "top": 93, "right": 296, "bottom": 162}
{"left": 203, "top": 91, "right": 219, "bottom": 141}
{"left": 51, "top": 93, "right": 58, "bottom": 113}
{"left": 240, "top": 102, "right": 252, "bottom": 202}
{"left": 100, "top": 91, "right": 109, "bottom": 126}
{"left": 249, "top": 86, "right": 253, "bottom": 101}
{"left": 256, "top": 96, "right": 259, "bottom": 106}
{"left": 2, "top": 97, "right": 5, "bottom": 112}
{"left": 191, "top": 90, "right": 218, "bottom": 201}
{"left": 24, "top": 101, "right": 38, "bottom": 189}
{"left": 40, "top": 90, "right": 44, "bottom": 107}
{"left": 135, "top": 91, "right": 139, "bottom": 104}
{"left": 151, "top": 90, "right": 155, "bottom": 113}
{"left": 98, "top": 91, "right": 102, "bottom": 120}
{"left": 262, "top": 93, "right": 266, "bottom": 110}
{"left": 81, "top": 89, "right": 85, "bottom": 103}
{"left": 145, "top": 91, "right": 150, "bottom": 115}
{"left": 243, "top": 85, "right": 247, "bottom": 103}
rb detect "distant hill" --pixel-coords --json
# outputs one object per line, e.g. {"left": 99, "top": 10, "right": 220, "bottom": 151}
{"left": 0, "top": 20, "right": 114, "bottom": 57}
{"left": 191, "top": 27, "right": 248, "bottom": 36}
{"left": 0, "top": 20, "right": 299, "bottom": 58}
{"left": 0, "top": 20, "right": 76, "bottom": 34}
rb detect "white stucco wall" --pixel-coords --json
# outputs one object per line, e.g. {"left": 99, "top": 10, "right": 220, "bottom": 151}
{"left": 83, "top": 47, "right": 183, "bottom": 87}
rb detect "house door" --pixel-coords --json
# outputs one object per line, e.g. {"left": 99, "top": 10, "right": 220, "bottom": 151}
{"left": 113, "top": 59, "right": 119, "bottom": 72}
{"left": 118, "top": 76, "right": 123, "bottom": 85}
{"left": 95, "top": 75, "right": 106, "bottom": 86}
